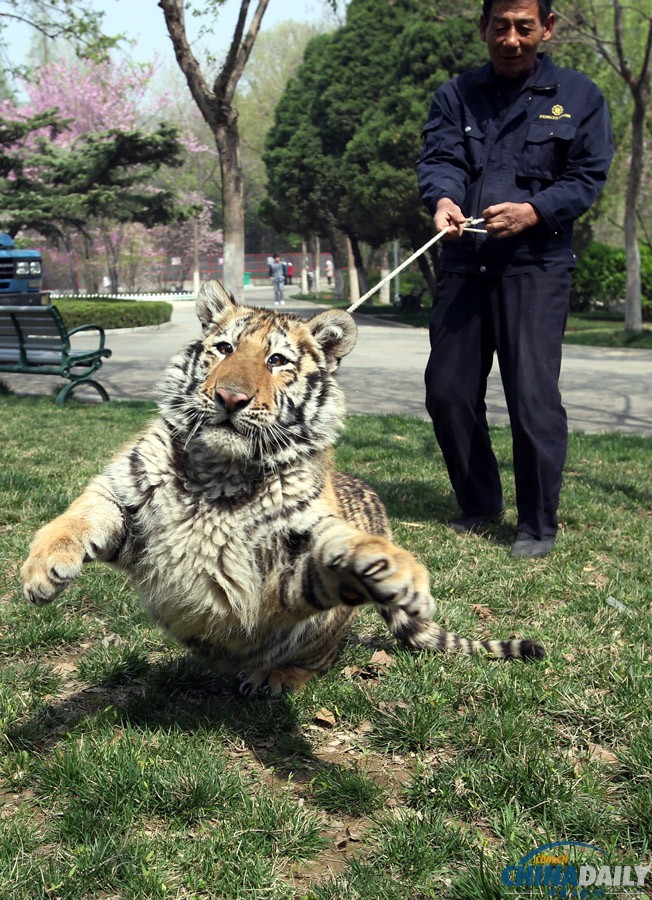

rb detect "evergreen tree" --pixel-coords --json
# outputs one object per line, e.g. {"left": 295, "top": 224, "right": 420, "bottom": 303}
{"left": 263, "top": 0, "right": 485, "bottom": 290}
{"left": 0, "top": 113, "right": 193, "bottom": 239}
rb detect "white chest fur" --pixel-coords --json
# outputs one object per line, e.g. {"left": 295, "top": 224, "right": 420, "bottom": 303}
{"left": 105, "top": 422, "right": 324, "bottom": 641}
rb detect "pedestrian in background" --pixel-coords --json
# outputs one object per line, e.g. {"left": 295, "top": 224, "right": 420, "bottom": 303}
{"left": 269, "top": 253, "right": 285, "bottom": 306}
{"left": 416, "top": 0, "right": 613, "bottom": 558}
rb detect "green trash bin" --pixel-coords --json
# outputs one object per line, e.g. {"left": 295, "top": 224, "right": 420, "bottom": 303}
{"left": 244, "top": 272, "right": 251, "bottom": 286}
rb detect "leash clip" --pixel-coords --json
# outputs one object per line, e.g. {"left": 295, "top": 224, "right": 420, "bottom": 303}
{"left": 464, "top": 216, "right": 487, "bottom": 233}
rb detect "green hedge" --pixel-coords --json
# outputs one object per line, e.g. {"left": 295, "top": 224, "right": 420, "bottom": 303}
{"left": 571, "top": 241, "right": 652, "bottom": 318}
{"left": 52, "top": 299, "right": 174, "bottom": 331}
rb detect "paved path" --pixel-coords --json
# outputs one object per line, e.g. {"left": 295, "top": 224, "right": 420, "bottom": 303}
{"left": 3, "top": 286, "right": 651, "bottom": 435}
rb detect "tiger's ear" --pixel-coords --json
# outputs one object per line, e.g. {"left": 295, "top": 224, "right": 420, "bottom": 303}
{"left": 308, "top": 309, "right": 357, "bottom": 372}
{"left": 196, "top": 281, "right": 237, "bottom": 329}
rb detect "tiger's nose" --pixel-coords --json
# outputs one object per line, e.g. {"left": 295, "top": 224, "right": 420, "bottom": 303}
{"left": 215, "top": 387, "right": 251, "bottom": 412}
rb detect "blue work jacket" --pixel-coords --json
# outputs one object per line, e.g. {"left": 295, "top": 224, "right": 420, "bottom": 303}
{"left": 416, "top": 54, "right": 614, "bottom": 274}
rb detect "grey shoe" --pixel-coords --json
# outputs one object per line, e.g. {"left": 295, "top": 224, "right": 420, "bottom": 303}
{"left": 449, "top": 507, "right": 505, "bottom": 534}
{"left": 510, "top": 532, "right": 556, "bottom": 558}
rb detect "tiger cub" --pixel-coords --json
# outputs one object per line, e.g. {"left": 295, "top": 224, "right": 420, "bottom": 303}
{"left": 21, "top": 280, "right": 544, "bottom": 695}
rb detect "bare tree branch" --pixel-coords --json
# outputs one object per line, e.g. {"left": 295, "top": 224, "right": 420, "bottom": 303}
{"left": 158, "top": 0, "right": 216, "bottom": 127}
{"left": 158, "top": 0, "right": 272, "bottom": 300}
{"left": 217, "top": 0, "right": 271, "bottom": 103}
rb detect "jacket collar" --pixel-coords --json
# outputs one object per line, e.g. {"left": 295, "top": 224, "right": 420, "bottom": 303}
{"left": 473, "top": 54, "right": 559, "bottom": 92}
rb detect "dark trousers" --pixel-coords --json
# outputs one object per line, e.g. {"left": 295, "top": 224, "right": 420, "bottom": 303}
{"left": 424, "top": 268, "right": 571, "bottom": 538}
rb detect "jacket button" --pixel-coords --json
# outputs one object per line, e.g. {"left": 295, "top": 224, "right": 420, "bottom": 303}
{"left": 479, "top": 265, "right": 487, "bottom": 273}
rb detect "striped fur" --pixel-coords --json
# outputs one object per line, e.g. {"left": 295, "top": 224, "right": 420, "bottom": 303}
{"left": 22, "top": 281, "right": 544, "bottom": 696}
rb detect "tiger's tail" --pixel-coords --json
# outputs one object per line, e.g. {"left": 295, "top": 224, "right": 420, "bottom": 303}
{"left": 378, "top": 607, "right": 546, "bottom": 661}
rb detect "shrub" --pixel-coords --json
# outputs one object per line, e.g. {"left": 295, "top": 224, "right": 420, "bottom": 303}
{"left": 52, "top": 299, "right": 173, "bottom": 331}
{"left": 571, "top": 241, "right": 652, "bottom": 319}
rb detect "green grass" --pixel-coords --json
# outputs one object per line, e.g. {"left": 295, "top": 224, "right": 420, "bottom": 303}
{"left": 563, "top": 312, "right": 652, "bottom": 348}
{"left": 296, "top": 292, "right": 652, "bottom": 348}
{"left": 1, "top": 396, "right": 651, "bottom": 898}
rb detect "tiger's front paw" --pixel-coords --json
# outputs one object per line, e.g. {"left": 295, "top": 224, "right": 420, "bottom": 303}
{"left": 21, "top": 535, "right": 85, "bottom": 606}
{"left": 320, "top": 532, "right": 435, "bottom": 621}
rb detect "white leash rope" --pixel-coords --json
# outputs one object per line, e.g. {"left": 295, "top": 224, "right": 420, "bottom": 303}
{"left": 346, "top": 217, "right": 486, "bottom": 314}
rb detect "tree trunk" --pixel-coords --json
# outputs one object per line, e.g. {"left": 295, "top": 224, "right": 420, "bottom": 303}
{"left": 192, "top": 219, "right": 200, "bottom": 295}
{"left": 329, "top": 228, "right": 347, "bottom": 300}
{"left": 159, "top": 0, "right": 270, "bottom": 305}
{"left": 300, "top": 239, "right": 308, "bottom": 293}
{"left": 379, "top": 245, "right": 390, "bottom": 304}
{"left": 62, "top": 231, "right": 80, "bottom": 294}
{"left": 100, "top": 226, "right": 120, "bottom": 293}
{"left": 406, "top": 219, "right": 438, "bottom": 301}
{"left": 345, "top": 235, "right": 359, "bottom": 305}
{"left": 216, "top": 121, "right": 245, "bottom": 301}
{"left": 313, "top": 235, "right": 321, "bottom": 294}
{"left": 350, "top": 235, "right": 368, "bottom": 296}
{"left": 624, "top": 88, "right": 646, "bottom": 333}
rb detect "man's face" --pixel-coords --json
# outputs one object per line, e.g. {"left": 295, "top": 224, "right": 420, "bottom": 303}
{"left": 480, "top": 0, "right": 554, "bottom": 78}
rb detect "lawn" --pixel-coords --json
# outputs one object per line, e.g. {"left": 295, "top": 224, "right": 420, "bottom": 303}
{"left": 1, "top": 396, "right": 651, "bottom": 898}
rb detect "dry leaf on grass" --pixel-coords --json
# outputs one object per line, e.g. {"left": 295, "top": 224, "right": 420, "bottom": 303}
{"left": 391, "top": 807, "right": 423, "bottom": 822}
{"left": 314, "top": 707, "right": 337, "bottom": 728}
{"left": 51, "top": 661, "right": 78, "bottom": 676}
{"left": 378, "top": 700, "right": 411, "bottom": 713}
{"left": 587, "top": 742, "right": 619, "bottom": 767}
{"left": 355, "top": 719, "right": 374, "bottom": 735}
{"left": 342, "top": 665, "right": 363, "bottom": 679}
{"left": 369, "top": 650, "right": 396, "bottom": 668}
{"left": 101, "top": 633, "right": 122, "bottom": 647}
{"left": 341, "top": 650, "right": 396, "bottom": 682}
{"left": 570, "top": 742, "right": 619, "bottom": 776}
{"left": 454, "top": 776, "right": 467, "bottom": 796}
{"left": 472, "top": 604, "right": 493, "bottom": 619}
{"left": 333, "top": 825, "right": 363, "bottom": 850}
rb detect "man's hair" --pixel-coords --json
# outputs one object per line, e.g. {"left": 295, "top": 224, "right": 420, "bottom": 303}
{"left": 482, "top": 0, "right": 552, "bottom": 22}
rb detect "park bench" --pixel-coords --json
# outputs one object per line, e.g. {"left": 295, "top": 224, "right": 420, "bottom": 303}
{"left": 0, "top": 305, "right": 112, "bottom": 405}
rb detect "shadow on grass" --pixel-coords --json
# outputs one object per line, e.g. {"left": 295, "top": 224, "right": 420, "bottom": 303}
{"left": 6, "top": 653, "right": 349, "bottom": 798}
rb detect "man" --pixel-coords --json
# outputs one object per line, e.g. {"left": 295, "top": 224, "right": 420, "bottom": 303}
{"left": 269, "top": 252, "right": 285, "bottom": 306}
{"left": 416, "top": 0, "right": 613, "bottom": 558}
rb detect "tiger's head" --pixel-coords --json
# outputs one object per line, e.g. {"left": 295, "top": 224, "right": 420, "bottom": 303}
{"left": 159, "top": 281, "right": 357, "bottom": 465}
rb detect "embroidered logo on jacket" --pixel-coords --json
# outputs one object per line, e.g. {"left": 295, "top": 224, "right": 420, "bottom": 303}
{"left": 539, "top": 104, "right": 571, "bottom": 121}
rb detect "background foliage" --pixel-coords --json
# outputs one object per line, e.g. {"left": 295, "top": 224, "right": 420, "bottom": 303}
{"left": 53, "top": 299, "right": 173, "bottom": 331}
{"left": 571, "top": 242, "right": 652, "bottom": 316}
{"left": 0, "top": 1, "right": 650, "bottom": 314}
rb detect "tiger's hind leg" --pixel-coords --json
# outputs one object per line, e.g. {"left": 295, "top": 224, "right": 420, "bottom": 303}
{"left": 238, "top": 613, "right": 351, "bottom": 697}
{"left": 238, "top": 666, "right": 316, "bottom": 697}
{"left": 379, "top": 607, "right": 546, "bottom": 661}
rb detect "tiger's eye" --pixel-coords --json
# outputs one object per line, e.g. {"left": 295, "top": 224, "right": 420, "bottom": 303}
{"left": 215, "top": 341, "right": 233, "bottom": 355}
{"left": 268, "top": 353, "right": 289, "bottom": 369}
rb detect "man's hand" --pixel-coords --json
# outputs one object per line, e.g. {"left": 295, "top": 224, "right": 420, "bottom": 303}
{"left": 434, "top": 199, "right": 467, "bottom": 240}
{"left": 482, "top": 202, "right": 540, "bottom": 238}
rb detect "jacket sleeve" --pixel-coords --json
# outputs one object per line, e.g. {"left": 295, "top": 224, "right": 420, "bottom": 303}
{"left": 416, "top": 84, "right": 470, "bottom": 215}
{"left": 529, "top": 83, "right": 614, "bottom": 234}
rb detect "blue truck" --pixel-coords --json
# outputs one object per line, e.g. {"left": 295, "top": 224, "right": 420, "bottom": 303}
{"left": 0, "top": 233, "right": 46, "bottom": 306}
